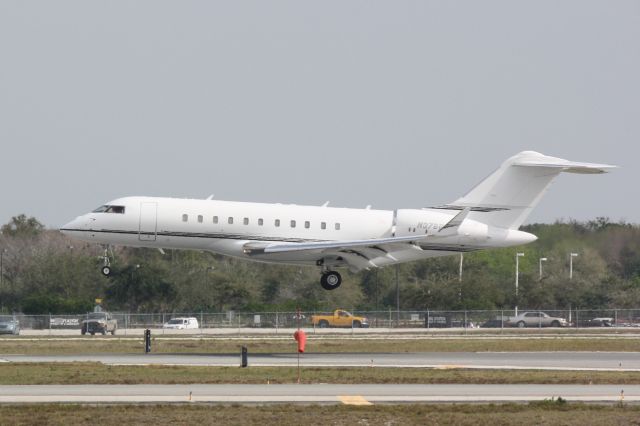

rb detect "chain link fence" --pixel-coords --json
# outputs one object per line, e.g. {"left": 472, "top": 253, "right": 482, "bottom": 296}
{"left": 4, "top": 308, "right": 640, "bottom": 333}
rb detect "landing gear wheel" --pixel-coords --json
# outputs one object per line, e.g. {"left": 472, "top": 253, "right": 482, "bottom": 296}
{"left": 100, "top": 246, "right": 113, "bottom": 277}
{"left": 320, "top": 271, "right": 342, "bottom": 290}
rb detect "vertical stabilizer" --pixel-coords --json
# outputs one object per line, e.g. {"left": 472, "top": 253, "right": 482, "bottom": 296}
{"left": 438, "top": 151, "right": 615, "bottom": 229}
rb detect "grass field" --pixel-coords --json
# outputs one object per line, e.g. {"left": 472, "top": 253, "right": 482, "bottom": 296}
{"left": 1, "top": 363, "right": 639, "bottom": 385}
{"left": 2, "top": 336, "right": 640, "bottom": 354}
{"left": 1, "top": 402, "right": 638, "bottom": 425}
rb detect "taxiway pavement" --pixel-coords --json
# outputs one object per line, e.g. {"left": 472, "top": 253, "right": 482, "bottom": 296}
{"left": 0, "top": 384, "right": 634, "bottom": 404}
{"left": 2, "top": 352, "right": 639, "bottom": 371}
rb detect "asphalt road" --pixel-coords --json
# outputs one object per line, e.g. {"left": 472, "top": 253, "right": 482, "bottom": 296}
{"left": 2, "top": 352, "right": 639, "bottom": 371}
{"left": 0, "top": 384, "right": 634, "bottom": 404}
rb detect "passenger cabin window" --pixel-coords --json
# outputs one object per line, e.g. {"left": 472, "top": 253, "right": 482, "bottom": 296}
{"left": 228, "top": 217, "right": 234, "bottom": 225}
{"left": 243, "top": 217, "right": 249, "bottom": 225}
{"left": 335, "top": 223, "right": 341, "bottom": 230}
{"left": 213, "top": 216, "right": 218, "bottom": 224}
{"left": 182, "top": 214, "right": 188, "bottom": 222}
{"left": 321, "top": 222, "right": 326, "bottom": 230}
{"left": 93, "top": 205, "right": 125, "bottom": 214}
{"left": 305, "top": 221, "right": 310, "bottom": 229}
{"left": 197, "top": 215, "right": 203, "bottom": 223}
{"left": 290, "top": 220, "right": 296, "bottom": 228}
{"left": 275, "top": 219, "right": 280, "bottom": 227}
{"left": 258, "top": 218, "right": 264, "bottom": 226}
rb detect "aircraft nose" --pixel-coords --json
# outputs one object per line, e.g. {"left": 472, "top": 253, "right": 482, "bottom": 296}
{"left": 60, "top": 216, "right": 86, "bottom": 234}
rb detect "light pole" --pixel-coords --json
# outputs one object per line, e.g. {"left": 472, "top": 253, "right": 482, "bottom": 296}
{"left": 539, "top": 257, "right": 547, "bottom": 281}
{"left": 459, "top": 253, "right": 464, "bottom": 282}
{"left": 395, "top": 264, "right": 400, "bottom": 325}
{"left": 515, "top": 252, "right": 525, "bottom": 316}
{"left": 569, "top": 253, "right": 578, "bottom": 280}
{"left": 0, "top": 248, "right": 7, "bottom": 291}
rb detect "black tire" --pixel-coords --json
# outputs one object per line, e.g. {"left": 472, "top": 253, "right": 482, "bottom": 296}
{"left": 318, "top": 320, "right": 329, "bottom": 328}
{"left": 101, "top": 266, "right": 111, "bottom": 277}
{"left": 320, "top": 271, "right": 342, "bottom": 290}
{"left": 517, "top": 321, "right": 526, "bottom": 328}
{"left": 551, "top": 320, "right": 560, "bottom": 327}
{"left": 111, "top": 329, "right": 116, "bottom": 335}
{"left": 101, "top": 329, "right": 107, "bottom": 335}
{"left": 90, "top": 332, "right": 95, "bottom": 336}
{"left": 81, "top": 330, "right": 86, "bottom": 335}
{"left": 352, "top": 320, "right": 362, "bottom": 328}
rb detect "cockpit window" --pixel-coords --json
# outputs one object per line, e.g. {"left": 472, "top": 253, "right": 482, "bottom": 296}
{"left": 93, "top": 205, "right": 125, "bottom": 214}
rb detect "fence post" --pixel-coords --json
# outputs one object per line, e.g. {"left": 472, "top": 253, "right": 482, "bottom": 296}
{"left": 614, "top": 309, "right": 618, "bottom": 327}
{"left": 464, "top": 310, "right": 467, "bottom": 334}
{"left": 426, "top": 309, "right": 430, "bottom": 330}
{"left": 275, "top": 311, "right": 279, "bottom": 334}
{"left": 49, "top": 313, "right": 51, "bottom": 335}
{"left": 501, "top": 310, "right": 504, "bottom": 331}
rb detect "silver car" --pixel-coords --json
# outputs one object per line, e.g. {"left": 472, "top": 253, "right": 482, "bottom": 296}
{"left": 0, "top": 315, "right": 20, "bottom": 335}
{"left": 508, "top": 311, "right": 569, "bottom": 328}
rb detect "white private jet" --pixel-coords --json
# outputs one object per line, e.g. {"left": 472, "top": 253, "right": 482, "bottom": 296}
{"left": 61, "top": 151, "right": 614, "bottom": 290}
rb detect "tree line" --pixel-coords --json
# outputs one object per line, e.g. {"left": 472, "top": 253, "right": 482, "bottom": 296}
{"left": 0, "top": 214, "right": 639, "bottom": 314}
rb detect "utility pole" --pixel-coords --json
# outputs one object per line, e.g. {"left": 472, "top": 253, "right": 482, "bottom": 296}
{"left": 515, "top": 252, "right": 524, "bottom": 316}
{"left": 0, "top": 248, "right": 7, "bottom": 292}
{"left": 539, "top": 257, "right": 547, "bottom": 281}
{"left": 569, "top": 253, "right": 578, "bottom": 280}
{"left": 395, "top": 264, "right": 400, "bottom": 325}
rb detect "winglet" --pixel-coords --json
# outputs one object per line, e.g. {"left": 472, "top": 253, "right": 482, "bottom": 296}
{"left": 439, "top": 207, "right": 471, "bottom": 235}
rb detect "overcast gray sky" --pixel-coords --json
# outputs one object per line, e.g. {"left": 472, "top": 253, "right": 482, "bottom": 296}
{"left": 0, "top": 1, "right": 637, "bottom": 228}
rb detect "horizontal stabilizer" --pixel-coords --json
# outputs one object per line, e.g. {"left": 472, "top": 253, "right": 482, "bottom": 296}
{"left": 512, "top": 154, "right": 616, "bottom": 174}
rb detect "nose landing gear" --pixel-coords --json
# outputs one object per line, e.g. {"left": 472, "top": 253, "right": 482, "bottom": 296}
{"left": 100, "top": 246, "right": 112, "bottom": 277}
{"left": 320, "top": 271, "right": 342, "bottom": 290}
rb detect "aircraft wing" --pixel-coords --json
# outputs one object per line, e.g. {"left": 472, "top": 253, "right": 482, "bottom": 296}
{"left": 244, "top": 235, "right": 423, "bottom": 256}
{"left": 242, "top": 234, "right": 460, "bottom": 271}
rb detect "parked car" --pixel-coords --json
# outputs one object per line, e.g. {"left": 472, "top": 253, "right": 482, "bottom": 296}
{"left": 579, "top": 317, "right": 614, "bottom": 327}
{"left": 481, "top": 317, "right": 509, "bottom": 328}
{"left": 163, "top": 317, "right": 199, "bottom": 330}
{"left": 507, "top": 311, "right": 569, "bottom": 328}
{"left": 0, "top": 315, "right": 20, "bottom": 335}
{"left": 81, "top": 312, "right": 117, "bottom": 335}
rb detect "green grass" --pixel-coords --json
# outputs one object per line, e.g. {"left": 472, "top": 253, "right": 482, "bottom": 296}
{"left": 2, "top": 337, "right": 640, "bottom": 354}
{"left": 1, "top": 403, "right": 638, "bottom": 425}
{"left": 0, "top": 363, "right": 639, "bottom": 385}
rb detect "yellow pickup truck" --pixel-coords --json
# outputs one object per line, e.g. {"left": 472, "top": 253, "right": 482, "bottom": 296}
{"left": 311, "top": 310, "right": 369, "bottom": 328}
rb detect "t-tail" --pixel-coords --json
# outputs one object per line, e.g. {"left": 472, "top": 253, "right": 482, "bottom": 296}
{"left": 436, "top": 151, "right": 616, "bottom": 230}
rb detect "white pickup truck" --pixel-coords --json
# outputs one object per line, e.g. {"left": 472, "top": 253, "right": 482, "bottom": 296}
{"left": 508, "top": 311, "right": 569, "bottom": 328}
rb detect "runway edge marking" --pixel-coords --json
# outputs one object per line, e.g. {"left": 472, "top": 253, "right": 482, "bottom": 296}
{"left": 338, "top": 395, "right": 372, "bottom": 406}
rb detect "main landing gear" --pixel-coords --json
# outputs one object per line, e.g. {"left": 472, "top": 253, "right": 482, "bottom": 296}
{"left": 320, "top": 271, "right": 342, "bottom": 291}
{"left": 100, "top": 246, "right": 112, "bottom": 277}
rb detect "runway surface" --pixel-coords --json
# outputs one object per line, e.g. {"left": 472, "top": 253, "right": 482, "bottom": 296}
{"left": 2, "top": 352, "right": 638, "bottom": 371}
{"left": 0, "top": 384, "right": 634, "bottom": 404}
